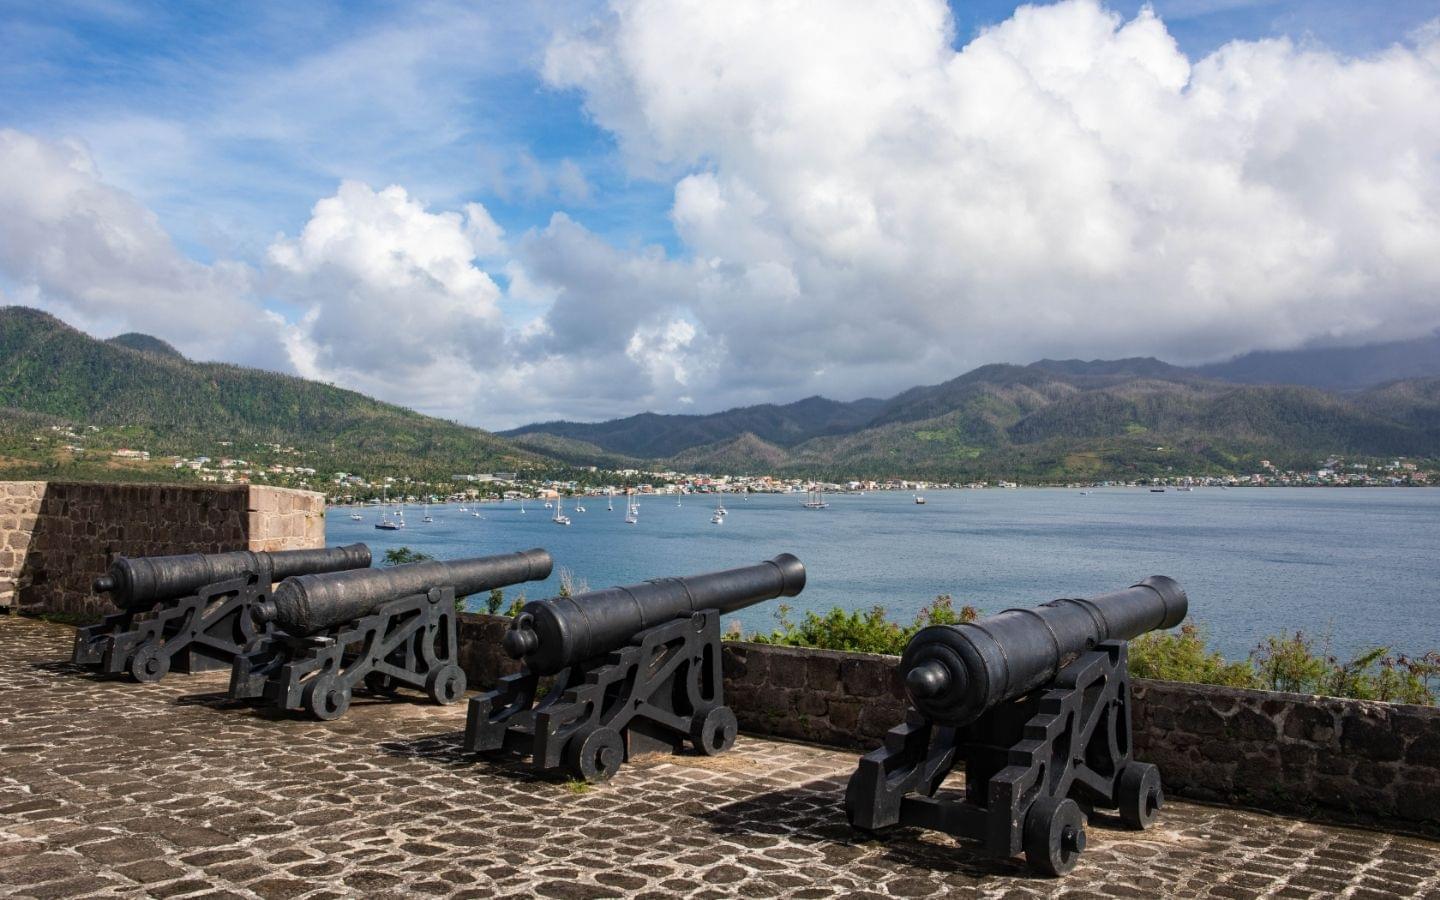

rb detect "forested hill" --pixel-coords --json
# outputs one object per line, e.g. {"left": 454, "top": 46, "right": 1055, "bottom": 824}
{"left": 0, "top": 306, "right": 541, "bottom": 478}
{"left": 508, "top": 357, "right": 1440, "bottom": 480}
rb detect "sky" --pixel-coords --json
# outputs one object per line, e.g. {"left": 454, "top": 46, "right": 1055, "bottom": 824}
{"left": 2, "top": 0, "right": 1439, "bottom": 429}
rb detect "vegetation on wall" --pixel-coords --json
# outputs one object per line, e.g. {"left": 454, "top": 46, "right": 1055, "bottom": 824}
{"left": 733, "top": 604, "right": 1440, "bottom": 706}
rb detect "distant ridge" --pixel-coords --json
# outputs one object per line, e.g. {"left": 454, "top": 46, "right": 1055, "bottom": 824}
{"left": 1195, "top": 332, "right": 1440, "bottom": 391}
{"left": 507, "top": 346, "right": 1440, "bottom": 479}
{"left": 0, "top": 306, "right": 542, "bottom": 478}
{"left": 106, "top": 332, "right": 185, "bottom": 360}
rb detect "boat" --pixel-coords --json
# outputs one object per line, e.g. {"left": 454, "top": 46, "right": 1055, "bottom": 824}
{"left": 802, "top": 489, "right": 829, "bottom": 509}
{"left": 375, "top": 518, "right": 402, "bottom": 531}
{"left": 544, "top": 501, "right": 553, "bottom": 509}
{"left": 914, "top": 495, "right": 926, "bottom": 505}
{"left": 607, "top": 489, "right": 614, "bottom": 512}
{"left": 552, "top": 497, "right": 571, "bottom": 526}
{"left": 575, "top": 505, "right": 586, "bottom": 513}
{"left": 625, "top": 493, "right": 639, "bottom": 525}
{"left": 519, "top": 499, "right": 526, "bottom": 515}
{"left": 1079, "top": 491, "right": 1090, "bottom": 496}
{"left": 1177, "top": 486, "right": 1194, "bottom": 492}
{"left": 711, "top": 510, "right": 724, "bottom": 525}
{"left": 349, "top": 513, "right": 362, "bottom": 521}
{"left": 1150, "top": 488, "right": 1166, "bottom": 493}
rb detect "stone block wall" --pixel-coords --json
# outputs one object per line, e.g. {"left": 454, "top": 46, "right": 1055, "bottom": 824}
{"left": 0, "top": 482, "right": 325, "bottom": 617}
{"left": 0, "top": 482, "right": 45, "bottom": 613}
{"left": 1131, "top": 679, "right": 1440, "bottom": 830}
{"left": 454, "top": 617, "right": 1440, "bottom": 831}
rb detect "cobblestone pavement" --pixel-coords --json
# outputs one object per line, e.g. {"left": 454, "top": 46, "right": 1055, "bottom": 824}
{"left": 2, "top": 616, "right": 1438, "bottom": 899}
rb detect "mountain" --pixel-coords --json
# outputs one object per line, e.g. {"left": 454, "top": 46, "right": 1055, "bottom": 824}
{"left": 0, "top": 306, "right": 542, "bottom": 479}
{"left": 106, "top": 332, "right": 185, "bottom": 359}
{"left": 1194, "top": 332, "right": 1440, "bottom": 391}
{"left": 502, "top": 394, "right": 885, "bottom": 459}
{"left": 509, "top": 357, "right": 1440, "bottom": 480}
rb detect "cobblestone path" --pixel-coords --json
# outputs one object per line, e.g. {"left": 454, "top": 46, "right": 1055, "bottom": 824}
{"left": 1, "top": 616, "right": 1437, "bottom": 898}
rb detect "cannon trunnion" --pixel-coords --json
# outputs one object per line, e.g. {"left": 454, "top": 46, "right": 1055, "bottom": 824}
{"left": 845, "top": 576, "right": 1188, "bottom": 876}
{"left": 465, "top": 553, "right": 805, "bottom": 782}
{"left": 229, "top": 549, "right": 552, "bottom": 720}
{"left": 73, "top": 544, "right": 372, "bottom": 683}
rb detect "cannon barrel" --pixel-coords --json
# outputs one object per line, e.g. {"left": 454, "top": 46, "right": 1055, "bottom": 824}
{"left": 502, "top": 553, "right": 806, "bottom": 676}
{"left": 254, "top": 548, "right": 553, "bottom": 635}
{"left": 93, "top": 544, "right": 373, "bottom": 611}
{"left": 901, "top": 575, "right": 1187, "bottom": 727}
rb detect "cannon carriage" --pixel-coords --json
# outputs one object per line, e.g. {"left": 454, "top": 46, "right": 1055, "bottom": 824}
{"left": 228, "top": 549, "right": 552, "bottom": 720}
{"left": 73, "top": 544, "right": 372, "bottom": 683}
{"left": 465, "top": 553, "right": 806, "bottom": 782}
{"left": 845, "top": 576, "right": 1188, "bottom": 875}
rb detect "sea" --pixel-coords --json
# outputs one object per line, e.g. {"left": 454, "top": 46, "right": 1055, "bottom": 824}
{"left": 327, "top": 487, "right": 1440, "bottom": 661}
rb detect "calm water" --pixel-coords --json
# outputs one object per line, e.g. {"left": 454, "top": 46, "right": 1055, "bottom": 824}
{"left": 328, "top": 488, "right": 1440, "bottom": 660}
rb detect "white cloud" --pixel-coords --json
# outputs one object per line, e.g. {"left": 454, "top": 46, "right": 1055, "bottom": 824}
{"left": 0, "top": 129, "right": 272, "bottom": 364}
{"left": 264, "top": 181, "right": 509, "bottom": 417}
{"left": 540, "top": 0, "right": 1440, "bottom": 401}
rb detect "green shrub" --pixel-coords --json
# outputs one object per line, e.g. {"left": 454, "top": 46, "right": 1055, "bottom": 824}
{"left": 1129, "top": 623, "right": 1259, "bottom": 688}
{"left": 1251, "top": 634, "right": 1439, "bottom": 705}
{"left": 486, "top": 588, "right": 504, "bottom": 615}
{"left": 740, "top": 595, "right": 979, "bottom": 656}
{"left": 381, "top": 547, "right": 433, "bottom": 566}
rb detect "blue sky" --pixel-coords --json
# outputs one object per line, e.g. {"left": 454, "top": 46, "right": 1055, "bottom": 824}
{"left": 2, "top": 0, "right": 1439, "bottom": 426}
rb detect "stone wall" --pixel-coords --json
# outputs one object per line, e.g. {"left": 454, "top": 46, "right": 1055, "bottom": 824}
{"left": 455, "top": 615, "right": 1440, "bottom": 831}
{"left": 0, "top": 482, "right": 325, "bottom": 617}
{"left": 1131, "top": 679, "right": 1440, "bottom": 830}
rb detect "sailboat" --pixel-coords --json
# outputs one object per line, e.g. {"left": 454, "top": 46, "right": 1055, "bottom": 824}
{"left": 552, "top": 497, "right": 571, "bottom": 526}
{"left": 802, "top": 488, "right": 829, "bottom": 509}
{"left": 349, "top": 511, "right": 363, "bottom": 521}
{"left": 422, "top": 502, "right": 433, "bottom": 523}
{"left": 607, "top": 488, "right": 614, "bottom": 512}
{"left": 519, "top": 498, "right": 526, "bottom": 515}
{"left": 624, "top": 492, "right": 638, "bottom": 525}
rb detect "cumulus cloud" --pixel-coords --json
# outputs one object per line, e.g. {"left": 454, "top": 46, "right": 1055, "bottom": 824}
{"left": 0, "top": 129, "right": 272, "bottom": 364}
{"left": 265, "top": 182, "right": 510, "bottom": 417}
{"left": 540, "top": 0, "right": 1440, "bottom": 402}
{"left": 264, "top": 185, "right": 716, "bottom": 425}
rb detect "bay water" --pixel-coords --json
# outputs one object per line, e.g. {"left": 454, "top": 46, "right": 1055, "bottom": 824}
{"left": 328, "top": 487, "right": 1440, "bottom": 661}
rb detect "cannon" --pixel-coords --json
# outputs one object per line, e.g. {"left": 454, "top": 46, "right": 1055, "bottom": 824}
{"left": 465, "top": 553, "right": 805, "bottom": 782}
{"left": 229, "top": 549, "right": 552, "bottom": 720}
{"left": 73, "top": 544, "right": 372, "bottom": 683}
{"left": 845, "top": 576, "right": 1187, "bottom": 876}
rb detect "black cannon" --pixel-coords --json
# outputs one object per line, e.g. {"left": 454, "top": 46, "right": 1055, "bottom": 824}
{"left": 845, "top": 576, "right": 1187, "bottom": 876}
{"left": 228, "top": 549, "right": 552, "bottom": 720}
{"left": 465, "top": 553, "right": 806, "bottom": 782}
{"left": 73, "top": 544, "right": 372, "bottom": 683}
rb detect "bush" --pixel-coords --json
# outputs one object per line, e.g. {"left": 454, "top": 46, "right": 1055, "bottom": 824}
{"left": 382, "top": 547, "right": 433, "bottom": 566}
{"left": 1251, "top": 633, "right": 1439, "bottom": 705}
{"left": 1129, "top": 623, "right": 1259, "bottom": 688}
{"left": 740, "top": 594, "right": 979, "bottom": 656}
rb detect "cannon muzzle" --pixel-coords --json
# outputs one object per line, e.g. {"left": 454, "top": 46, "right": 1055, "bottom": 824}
{"left": 94, "top": 544, "right": 373, "bottom": 611}
{"left": 503, "top": 553, "right": 805, "bottom": 676}
{"left": 900, "top": 575, "right": 1187, "bottom": 727}
{"left": 255, "top": 548, "right": 553, "bottom": 635}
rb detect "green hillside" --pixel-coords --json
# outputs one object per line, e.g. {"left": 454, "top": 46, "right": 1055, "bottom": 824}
{"left": 515, "top": 357, "right": 1440, "bottom": 480}
{"left": 0, "top": 307, "right": 543, "bottom": 481}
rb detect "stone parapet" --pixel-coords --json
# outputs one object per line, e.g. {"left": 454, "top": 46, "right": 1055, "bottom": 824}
{"left": 453, "top": 616, "right": 1440, "bottom": 831}
{"left": 0, "top": 481, "right": 45, "bottom": 612}
{"left": 1131, "top": 678, "right": 1440, "bottom": 831}
{"left": 0, "top": 481, "right": 325, "bottom": 617}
